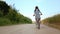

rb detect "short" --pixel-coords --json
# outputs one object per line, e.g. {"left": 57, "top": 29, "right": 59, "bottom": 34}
{"left": 35, "top": 18, "right": 40, "bottom": 20}
{"left": 35, "top": 14, "right": 40, "bottom": 19}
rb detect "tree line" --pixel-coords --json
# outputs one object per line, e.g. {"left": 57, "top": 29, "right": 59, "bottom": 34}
{"left": 0, "top": 1, "right": 32, "bottom": 26}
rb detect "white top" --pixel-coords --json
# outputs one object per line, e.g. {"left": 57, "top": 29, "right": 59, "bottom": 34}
{"left": 34, "top": 9, "right": 41, "bottom": 18}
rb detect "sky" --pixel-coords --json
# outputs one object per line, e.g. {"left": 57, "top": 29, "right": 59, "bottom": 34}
{"left": 4, "top": 0, "right": 60, "bottom": 21}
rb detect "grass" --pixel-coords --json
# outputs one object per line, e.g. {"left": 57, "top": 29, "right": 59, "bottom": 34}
{"left": 42, "top": 14, "right": 60, "bottom": 30}
{"left": 0, "top": 17, "right": 32, "bottom": 26}
{"left": 47, "top": 23, "right": 60, "bottom": 30}
{"left": 0, "top": 17, "right": 12, "bottom": 26}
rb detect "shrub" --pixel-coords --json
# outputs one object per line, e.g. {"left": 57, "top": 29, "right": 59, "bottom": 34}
{"left": 0, "top": 17, "right": 12, "bottom": 26}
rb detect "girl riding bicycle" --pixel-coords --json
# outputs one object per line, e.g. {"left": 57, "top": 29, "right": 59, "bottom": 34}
{"left": 33, "top": 6, "right": 42, "bottom": 29}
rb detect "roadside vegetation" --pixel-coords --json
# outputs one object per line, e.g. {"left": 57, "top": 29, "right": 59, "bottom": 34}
{"left": 42, "top": 14, "right": 60, "bottom": 30}
{"left": 0, "top": 1, "right": 32, "bottom": 26}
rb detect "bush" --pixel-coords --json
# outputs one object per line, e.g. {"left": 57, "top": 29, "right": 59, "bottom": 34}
{"left": 0, "top": 1, "right": 32, "bottom": 26}
{"left": 0, "top": 17, "right": 12, "bottom": 26}
{"left": 42, "top": 14, "right": 60, "bottom": 24}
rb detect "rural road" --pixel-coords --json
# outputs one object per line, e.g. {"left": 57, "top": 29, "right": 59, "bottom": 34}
{"left": 0, "top": 24, "right": 60, "bottom": 34}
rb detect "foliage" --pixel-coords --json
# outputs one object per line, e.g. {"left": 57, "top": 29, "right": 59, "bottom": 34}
{"left": 42, "top": 14, "right": 60, "bottom": 24}
{"left": 0, "top": 1, "right": 10, "bottom": 15}
{"left": 0, "top": 17, "right": 12, "bottom": 26}
{"left": 0, "top": 1, "right": 32, "bottom": 26}
{"left": 42, "top": 14, "right": 60, "bottom": 30}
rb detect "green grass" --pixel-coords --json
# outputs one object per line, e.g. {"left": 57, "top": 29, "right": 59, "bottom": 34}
{"left": 0, "top": 17, "right": 32, "bottom": 26}
{"left": 0, "top": 17, "right": 12, "bottom": 26}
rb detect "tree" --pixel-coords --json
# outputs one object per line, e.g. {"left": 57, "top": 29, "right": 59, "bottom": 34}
{"left": 0, "top": 1, "right": 10, "bottom": 16}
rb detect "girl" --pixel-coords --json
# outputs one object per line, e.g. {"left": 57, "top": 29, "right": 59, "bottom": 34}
{"left": 33, "top": 6, "right": 42, "bottom": 29}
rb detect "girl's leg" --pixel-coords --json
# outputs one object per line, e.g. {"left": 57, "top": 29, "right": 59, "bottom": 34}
{"left": 37, "top": 18, "right": 40, "bottom": 29}
{"left": 35, "top": 18, "right": 38, "bottom": 28}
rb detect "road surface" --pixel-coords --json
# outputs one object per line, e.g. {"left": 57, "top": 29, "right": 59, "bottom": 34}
{"left": 0, "top": 24, "right": 60, "bottom": 34}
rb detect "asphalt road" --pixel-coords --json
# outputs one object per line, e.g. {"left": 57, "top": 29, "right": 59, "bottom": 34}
{"left": 0, "top": 24, "right": 60, "bottom": 34}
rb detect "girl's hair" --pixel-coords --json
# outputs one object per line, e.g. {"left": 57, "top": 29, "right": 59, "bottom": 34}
{"left": 35, "top": 6, "right": 40, "bottom": 11}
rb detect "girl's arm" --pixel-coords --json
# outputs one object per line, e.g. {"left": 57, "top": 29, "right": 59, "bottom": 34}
{"left": 40, "top": 12, "right": 42, "bottom": 15}
{"left": 39, "top": 10, "right": 42, "bottom": 15}
{"left": 33, "top": 11, "right": 35, "bottom": 16}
